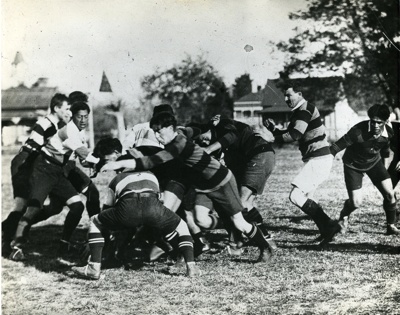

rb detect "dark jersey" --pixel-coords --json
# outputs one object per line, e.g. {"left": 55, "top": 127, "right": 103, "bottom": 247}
{"left": 134, "top": 133, "right": 231, "bottom": 193}
{"left": 211, "top": 118, "right": 274, "bottom": 160}
{"left": 330, "top": 120, "right": 393, "bottom": 171}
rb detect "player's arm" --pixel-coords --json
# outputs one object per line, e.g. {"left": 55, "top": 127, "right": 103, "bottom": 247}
{"left": 330, "top": 126, "right": 360, "bottom": 156}
{"left": 102, "top": 188, "right": 116, "bottom": 211}
{"left": 274, "top": 111, "right": 311, "bottom": 144}
{"left": 205, "top": 121, "right": 238, "bottom": 154}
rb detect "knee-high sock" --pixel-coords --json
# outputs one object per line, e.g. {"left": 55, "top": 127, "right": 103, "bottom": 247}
{"left": 12, "top": 206, "right": 41, "bottom": 247}
{"left": 88, "top": 217, "right": 105, "bottom": 263}
{"left": 2, "top": 210, "right": 25, "bottom": 240}
{"left": 62, "top": 202, "right": 84, "bottom": 242}
{"left": 339, "top": 199, "right": 356, "bottom": 220}
{"left": 165, "top": 230, "right": 194, "bottom": 264}
{"left": 83, "top": 183, "right": 100, "bottom": 217}
{"left": 244, "top": 223, "right": 270, "bottom": 249}
{"left": 383, "top": 200, "right": 398, "bottom": 225}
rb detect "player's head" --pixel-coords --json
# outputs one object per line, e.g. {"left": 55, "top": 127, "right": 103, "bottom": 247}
{"left": 50, "top": 93, "right": 70, "bottom": 123}
{"left": 150, "top": 112, "right": 177, "bottom": 145}
{"left": 152, "top": 104, "right": 174, "bottom": 118}
{"left": 367, "top": 104, "right": 390, "bottom": 135}
{"left": 94, "top": 138, "right": 123, "bottom": 162}
{"left": 68, "top": 91, "right": 88, "bottom": 104}
{"left": 282, "top": 81, "right": 303, "bottom": 109}
{"left": 70, "top": 101, "right": 90, "bottom": 131}
{"left": 92, "top": 138, "right": 123, "bottom": 176}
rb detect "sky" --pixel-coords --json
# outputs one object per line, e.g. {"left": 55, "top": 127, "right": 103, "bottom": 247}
{"left": 2, "top": 0, "right": 309, "bottom": 105}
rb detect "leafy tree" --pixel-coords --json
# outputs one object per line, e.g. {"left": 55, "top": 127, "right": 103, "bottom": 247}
{"left": 277, "top": 0, "right": 399, "bottom": 109}
{"left": 140, "top": 54, "right": 233, "bottom": 124}
{"left": 233, "top": 73, "right": 253, "bottom": 100}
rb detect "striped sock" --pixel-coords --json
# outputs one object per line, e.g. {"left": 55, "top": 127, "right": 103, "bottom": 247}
{"left": 88, "top": 232, "right": 105, "bottom": 263}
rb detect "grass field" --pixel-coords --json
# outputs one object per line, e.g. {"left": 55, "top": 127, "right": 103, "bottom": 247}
{"left": 1, "top": 145, "right": 399, "bottom": 315}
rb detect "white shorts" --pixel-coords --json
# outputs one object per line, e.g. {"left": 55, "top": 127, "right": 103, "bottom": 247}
{"left": 291, "top": 154, "right": 333, "bottom": 195}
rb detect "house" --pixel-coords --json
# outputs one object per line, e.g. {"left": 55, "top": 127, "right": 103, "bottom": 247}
{"left": 234, "top": 77, "right": 367, "bottom": 141}
{"left": 1, "top": 79, "right": 58, "bottom": 146}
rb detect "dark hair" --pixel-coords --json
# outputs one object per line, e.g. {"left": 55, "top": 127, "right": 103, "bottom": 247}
{"left": 68, "top": 91, "right": 88, "bottom": 104}
{"left": 150, "top": 112, "right": 177, "bottom": 130}
{"left": 70, "top": 101, "right": 90, "bottom": 116}
{"left": 152, "top": 104, "right": 174, "bottom": 117}
{"left": 94, "top": 138, "right": 123, "bottom": 158}
{"left": 91, "top": 138, "right": 123, "bottom": 176}
{"left": 367, "top": 104, "right": 390, "bottom": 121}
{"left": 281, "top": 81, "right": 300, "bottom": 93}
{"left": 50, "top": 93, "right": 69, "bottom": 113}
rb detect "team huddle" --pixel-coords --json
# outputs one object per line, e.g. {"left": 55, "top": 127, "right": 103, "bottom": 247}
{"left": 2, "top": 82, "right": 399, "bottom": 280}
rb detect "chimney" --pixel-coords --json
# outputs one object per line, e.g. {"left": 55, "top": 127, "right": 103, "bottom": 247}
{"left": 257, "top": 86, "right": 262, "bottom": 92}
{"left": 31, "top": 77, "right": 49, "bottom": 88}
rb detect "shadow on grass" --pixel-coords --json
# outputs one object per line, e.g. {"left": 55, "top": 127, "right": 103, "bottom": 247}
{"left": 294, "top": 242, "right": 400, "bottom": 255}
{"left": 4, "top": 225, "right": 88, "bottom": 274}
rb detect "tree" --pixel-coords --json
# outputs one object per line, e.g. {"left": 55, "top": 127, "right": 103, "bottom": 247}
{"left": 277, "top": 0, "right": 399, "bottom": 109}
{"left": 233, "top": 73, "right": 252, "bottom": 100}
{"left": 140, "top": 54, "right": 233, "bottom": 124}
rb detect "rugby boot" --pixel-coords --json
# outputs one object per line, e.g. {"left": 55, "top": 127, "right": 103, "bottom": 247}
{"left": 168, "top": 256, "right": 186, "bottom": 275}
{"left": 384, "top": 201, "right": 399, "bottom": 235}
{"left": 72, "top": 262, "right": 101, "bottom": 280}
{"left": 337, "top": 200, "right": 356, "bottom": 234}
{"left": 9, "top": 245, "right": 26, "bottom": 261}
{"left": 193, "top": 235, "right": 211, "bottom": 257}
{"left": 302, "top": 199, "right": 340, "bottom": 243}
{"left": 386, "top": 224, "right": 400, "bottom": 235}
{"left": 257, "top": 247, "right": 273, "bottom": 263}
{"left": 338, "top": 216, "right": 349, "bottom": 234}
{"left": 186, "top": 262, "right": 202, "bottom": 277}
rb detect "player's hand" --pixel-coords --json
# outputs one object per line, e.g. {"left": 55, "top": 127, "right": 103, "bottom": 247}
{"left": 100, "top": 161, "right": 121, "bottom": 172}
{"left": 211, "top": 115, "right": 221, "bottom": 126}
{"left": 263, "top": 118, "right": 276, "bottom": 132}
{"left": 255, "top": 127, "right": 275, "bottom": 143}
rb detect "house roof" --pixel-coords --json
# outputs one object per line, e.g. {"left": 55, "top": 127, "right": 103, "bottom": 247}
{"left": 235, "top": 76, "right": 344, "bottom": 114}
{"left": 235, "top": 91, "right": 263, "bottom": 103}
{"left": 1, "top": 85, "right": 58, "bottom": 120}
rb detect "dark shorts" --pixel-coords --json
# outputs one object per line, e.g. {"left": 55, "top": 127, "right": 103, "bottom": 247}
{"left": 344, "top": 161, "right": 391, "bottom": 191}
{"left": 29, "top": 155, "right": 80, "bottom": 207}
{"left": 195, "top": 175, "right": 243, "bottom": 216}
{"left": 224, "top": 151, "right": 275, "bottom": 194}
{"left": 98, "top": 192, "right": 181, "bottom": 236}
{"left": 387, "top": 155, "right": 399, "bottom": 187}
{"left": 11, "top": 150, "right": 35, "bottom": 199}
{"left": 67, "top": 165, "right": 92, "bottom": 193}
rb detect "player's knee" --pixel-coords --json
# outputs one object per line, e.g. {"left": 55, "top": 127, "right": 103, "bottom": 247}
{"left": 175, "top": 219, "right": 190, "bottom": 236}
{"left": 289, "top": 188, "right": 305, "bottom": 207}
{"left": 85, "top": 183, "right": 100, "bottom": 216}
{"left": 27, "top": 199, "right": 41, "bottom": 209}
{"left": 89, "top": 215, "right": 103, "bottom": 233}
{"left": 68, "top": 201, "right": 85, "bottom": 218}
{"left": 193, "top": 210, "right": 210, "bottom": 229}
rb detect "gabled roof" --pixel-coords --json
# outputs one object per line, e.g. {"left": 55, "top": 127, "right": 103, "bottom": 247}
{"left": 235, "top": 91, "right": 263, "bottom": 103}
{"left": 235, "top": 76, "right": 343, "bottom": 114}
{"left": 1, "top": 84, "right": 58, "bottom": 120}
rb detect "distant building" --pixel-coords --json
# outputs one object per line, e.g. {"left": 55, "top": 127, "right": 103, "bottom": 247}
{"left": 234, "top": 77, "right": 367, "bottom": 141}
{"left": 1, "top": 78, "right": 58, "bottom": 146}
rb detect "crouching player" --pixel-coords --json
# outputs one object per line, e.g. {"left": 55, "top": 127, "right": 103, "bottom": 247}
{"left": 72, "top": 138, "right": 200, "bottom": 280}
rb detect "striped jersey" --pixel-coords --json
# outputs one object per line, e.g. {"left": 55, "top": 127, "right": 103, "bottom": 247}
{"left": 134, "top": 133, "right": 232, "bottom": 192}
{"left": 122, "top": 122, "right": 163, "bottom": 151}
{"left": 42, "top": 120, "right": 87, "bottom": 165}
{"left": 109, "top": 171, "right": 160, "bottom": 204}
{"left": 273, "top": 101, "right": 330, "bottom": 161}
{"left": 330, "top": 120, "right": 393, "bottom": 171}
{"left": 23, "top": 115, "right": 63, "bottom": 153}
